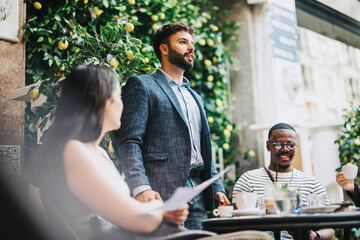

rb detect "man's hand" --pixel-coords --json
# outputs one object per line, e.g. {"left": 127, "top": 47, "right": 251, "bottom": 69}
{"left": 163, "top": 204, "right": 189, "bottom": 225}
{"left": 135, "top": 189, "right": 163, "bottom": 203}
{"left": 336, "top": 172, "right": 355, "bottom": 194}
{"left": 215, "top": 192, "right": 231, "bottom": 206}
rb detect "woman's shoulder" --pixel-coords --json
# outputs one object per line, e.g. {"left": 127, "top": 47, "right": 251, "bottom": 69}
{"left": 63, "top": 140, "right": 91, "bottom": 164}
{"left": 64, "top": 139, "right": 87, "bottom": 154}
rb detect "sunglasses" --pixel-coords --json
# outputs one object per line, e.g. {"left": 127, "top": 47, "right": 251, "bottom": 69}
{"left": 270, "top": 141, "right": 296, "bottom": 150}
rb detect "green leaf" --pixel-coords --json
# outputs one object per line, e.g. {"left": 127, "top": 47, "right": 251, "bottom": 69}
{"left": 103, "top": 0, "right": 109, "bottom": 8}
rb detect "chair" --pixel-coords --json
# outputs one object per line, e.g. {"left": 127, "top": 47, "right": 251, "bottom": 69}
{"left": 39, "top": 191, "right": 80, "bottom": 240}
{"left": 197, "top": 230, "right": 274, "bottom": 240}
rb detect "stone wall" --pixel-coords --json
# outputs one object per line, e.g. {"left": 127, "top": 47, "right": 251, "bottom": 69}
{"left": 0, "top": 0, "right": 26, "bottom": 176}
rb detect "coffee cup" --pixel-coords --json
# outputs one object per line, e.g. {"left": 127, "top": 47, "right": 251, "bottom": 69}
{"left": 213, "top": 206, "right": 233, "bottom": 217}
{"left": 342, "top": 164, "right": 358, "bottom": 179}
{"left": 234, "top": 192, "right": 258, "bottom": 210}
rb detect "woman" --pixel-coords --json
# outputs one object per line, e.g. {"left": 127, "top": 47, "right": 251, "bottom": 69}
{"left": 336, "top": 172, "right": 360, "bottom": 206}
{"left": 30, "top": 65, "right": 213, "bottom": 239}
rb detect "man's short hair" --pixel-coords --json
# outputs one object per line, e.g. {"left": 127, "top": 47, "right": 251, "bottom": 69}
{"left": 152, "top": 22, "right": 195, "bottom": 61}
{"left": 268, "top": 123, "right": 297, "bottom": 139}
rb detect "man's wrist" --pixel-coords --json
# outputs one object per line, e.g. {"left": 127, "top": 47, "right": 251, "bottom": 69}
{"left": 312, "top": 231, "right": 323, "bottom": 240}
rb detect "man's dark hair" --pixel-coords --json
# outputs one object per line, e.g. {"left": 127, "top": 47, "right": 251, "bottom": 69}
{"left": 268, "top": 123, "right": 297, "bottom": 139}
{"left": 152, "top": 22, "right": 195, "bottom": 61}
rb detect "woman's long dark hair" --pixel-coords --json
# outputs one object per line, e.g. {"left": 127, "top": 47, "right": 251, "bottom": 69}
{"left": 31, "top": 65, "right": 119, "bottom": 196}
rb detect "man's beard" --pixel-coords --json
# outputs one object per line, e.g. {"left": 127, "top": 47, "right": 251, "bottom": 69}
{"left": 168, "top": 45, "right": 194, "bottom": 71}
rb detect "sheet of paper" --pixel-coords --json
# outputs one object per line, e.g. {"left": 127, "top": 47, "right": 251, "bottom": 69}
{"left": 159, "top": 166, "right": 231, "bottom": 211}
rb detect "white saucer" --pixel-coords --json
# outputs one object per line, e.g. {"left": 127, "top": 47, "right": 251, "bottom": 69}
{"left": 301, "top": 205, "right": 340, "bottom": 213}
{"left": 233, "top": 208, "right": 263, "bottom": 216}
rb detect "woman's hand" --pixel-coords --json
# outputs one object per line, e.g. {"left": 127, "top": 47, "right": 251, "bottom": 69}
{"left": 163, "top": 204, "right": 189, "bottom": 225}
{"left": 215, "top": 192, "right": 231, "bottom": 206}
{"left": 336, "top": 172, "right": 355, "bottom": 194}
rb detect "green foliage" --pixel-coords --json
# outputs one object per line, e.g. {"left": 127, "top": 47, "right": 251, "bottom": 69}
{"left": 335, "top": 103, "right": 360, "bottom": 178}
{"left": 334, "top": 103, "right": 360, "bottom": 240}
{"left": 24, "top": 0, "right": 239, "bottom": 194}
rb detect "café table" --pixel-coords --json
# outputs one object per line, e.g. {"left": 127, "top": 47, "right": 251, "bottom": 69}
{"left": 202, "top": 211, "right": 360, "bottom": 240}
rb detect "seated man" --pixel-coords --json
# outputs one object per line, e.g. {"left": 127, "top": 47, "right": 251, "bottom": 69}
{"left": 233, "top": 123, "right": 334, "bottom": 240}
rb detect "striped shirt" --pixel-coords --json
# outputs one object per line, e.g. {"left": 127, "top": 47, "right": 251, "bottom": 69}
{"left": 232, "top": 168, "right": 330, "bottom": 205}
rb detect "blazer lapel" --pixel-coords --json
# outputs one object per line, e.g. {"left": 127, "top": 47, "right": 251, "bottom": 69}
{"left": 153, "top": 70, "right": 188, "bottom": 125}
{"left": 188, "top": 88, "right": 210, "bottom": 135}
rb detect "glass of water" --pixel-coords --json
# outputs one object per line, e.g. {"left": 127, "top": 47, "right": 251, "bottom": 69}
{"left": 273, "top": 189, "right": 297, "bottom": 214}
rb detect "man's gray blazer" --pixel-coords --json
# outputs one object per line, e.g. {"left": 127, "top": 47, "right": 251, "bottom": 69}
{"left": 117, "top": 70, "right": 225, "bottom": 210}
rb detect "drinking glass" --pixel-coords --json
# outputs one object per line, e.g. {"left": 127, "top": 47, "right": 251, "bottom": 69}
{"left": 273, "top": 189, "right": 297, "bottom": 214}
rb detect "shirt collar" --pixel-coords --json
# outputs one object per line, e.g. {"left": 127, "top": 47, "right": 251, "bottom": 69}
{"left": 159, "top": 69, "right": 190, "bottom": 88}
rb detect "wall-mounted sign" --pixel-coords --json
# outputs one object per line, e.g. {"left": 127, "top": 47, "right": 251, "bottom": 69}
{"left": 0, "top": 0, "right": 19, "bottom": 42}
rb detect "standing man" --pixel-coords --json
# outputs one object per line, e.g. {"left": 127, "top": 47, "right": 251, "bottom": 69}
{"left": 118, "top": 22, "right": 230, "bottom": 230}
{"left": 233, "top": 123, "right": 334, "bottom": 240}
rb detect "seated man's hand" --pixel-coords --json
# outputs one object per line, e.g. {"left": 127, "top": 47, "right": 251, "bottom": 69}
{"left": 163, "top": 204, "right": 189, "bottom": 225}
{"left": 136, "top": 189, "right": 163, "bottom": 203}
{"left": 215, "top": 192, "right": 231, "bottom": 206}
{"left": 336, "top": 172, "right": 355, "bottom": 194}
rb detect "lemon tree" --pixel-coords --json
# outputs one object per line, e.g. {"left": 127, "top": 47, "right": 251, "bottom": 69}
{"left": 335, "top": 103, "right": 360, "bottom": 180}
{"left": 24, "top": 0, "right": 239, "bottom": 192}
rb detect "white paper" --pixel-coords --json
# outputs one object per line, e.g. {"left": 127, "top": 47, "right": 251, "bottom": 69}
{"left": 159, "top": 166, "right": 231, "bottom": 211}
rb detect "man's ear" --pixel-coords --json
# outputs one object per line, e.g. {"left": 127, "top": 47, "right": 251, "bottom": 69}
{"left": 266, "top": 140, "right": 270, "bottom": 151}
{"left": 159, "top": 43, "right": 168, "bottom": 57}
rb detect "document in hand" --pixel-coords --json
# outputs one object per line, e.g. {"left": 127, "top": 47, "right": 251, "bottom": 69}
{"left": 159, "top": 166, "right": 231, "bottom": 211}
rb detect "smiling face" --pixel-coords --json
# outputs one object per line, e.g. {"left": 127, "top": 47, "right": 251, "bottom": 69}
{"left": 266, "top": 129, "right": 297, "bottom": 172}
{"left": 162, "top": 31, "right": 195, "bottom": 70}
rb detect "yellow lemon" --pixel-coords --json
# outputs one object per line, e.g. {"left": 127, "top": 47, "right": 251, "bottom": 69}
{"left": 83, "top": 0, "right": 88, "bottom": 4}
{"left": 207, "top": 75, "right": 214, "bottom": 82}
{"left": 126, "top": 51, "right": 135, "bottom": 59}
{"left": 190, "top": 81, "right": 196, "bottom": 87}
{"left": 339, "top": 139, "right": 343, "bottom": 145}
{"left": 160, "top": 13, "right": 165, "bottom": 20}
{"left": 212, "top": 25, "right": 219, "bottom": 32}
{"left": 204, "top": 59, "right": 212, "bottom": 67}
{"left": 151, "top": 15, "right": 159, "bottom": 21}
{"left": 30, "top": 89, "right": 40, "bottom": 100}
{"left": 93, "top": 7, "right": 103, "bottom": 16}
{"left": 215, "top": 99, "right": 222, "bottom": 107}
{"left": 55, "top": 71, "right": 64, "bottom": 77}
{"left": 152, "top": 24, "right": 159, "bottom": 31}
{"left": 226, "top": 124, "right": 233, "bottom": 131}
{"left": 355, "top": 138, "right": 360, "bottom": 146}
{"left": 344, "top": 156, "right": 348, "bottom": 162}
{"left": 124, "top": 23, "right": 135, "bottom": 32}
{"left": 199, "top": 39, "right": 206, "bottom": 46}
{"left": 74, "top": 48, "right": 80, "bottom": 53}
{"left": 346, "top": 162, "right": 353, "bottom": 166}
{"left": 248, "top": 150, "right": 256, "bottom": 158}
{"left": 37, "top": 117, "right": 43, "bottom": 127}
{"left": 194, "top": 22, "right": 202, "bottom": 28}
{"left": 207, "top": 39, "right": 214, "bottom": 47}
{"left": 213, "top": 56, "right": 218, "bottom": 62}
{"left": 222, "top": 143, "right": 230, "bottom": 150}
{"left": 109, "top": 58, "right": 118, "bottom": 68}
{"left": 207, "top": 116, "right": 214, "bottom": 124}
{"left": 34, "top": 2, "right": 42, "bottom": 10}
{"left": 58, "top": 39, "right": 69, "bottom": 50}
{"left": 108, "top": 140, "right": 115, "bottom": 154}
{"left": 223, "top": 129, "right": 231, "bottom": 137}
{"left": 141, "top": 47, "right": 147, "bottom": 53}
{"left": 144, "top": 57, "right": 149, "bottom": 63}
{"left": 128, "top": 0, "right": 135, "bottom": 5}
{"left": 216, "top": 81, "right": 221, "bottom": 87}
